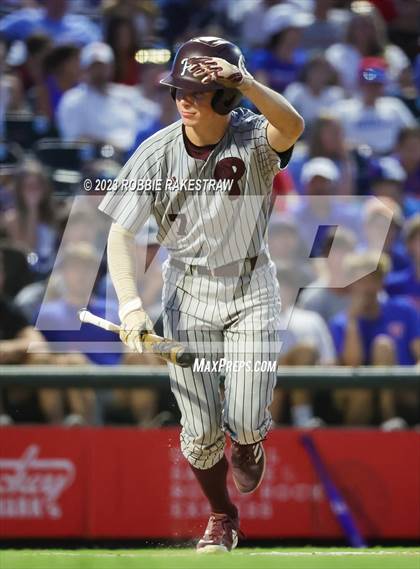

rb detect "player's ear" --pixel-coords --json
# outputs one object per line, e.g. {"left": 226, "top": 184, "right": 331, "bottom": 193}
{"left": 212, "top": 89, "right": 242, "bottom": 114}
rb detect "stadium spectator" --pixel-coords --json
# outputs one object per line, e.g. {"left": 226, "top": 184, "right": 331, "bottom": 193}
{"left": 325, "top": 6, "right": 410, "bottom": 94}
{"left": 298, "top": 227, "right": 356, "bottom": 323}
{"left": 388, "top": 0, "right": 420, "bottom": 62}
{"left": 0, "top": 249, "right": 64, "bottom": 425}
{"left": 34, "top": 239, "right": 161, "bottom": 427}
{"left": 385, "top": 214, "right": 420, "bottom": 309}
{"left": 35, "top": 44, "right": 81, "bottom": 122}
{"left": 104, "top": 15, "right": 139, "bottom": 85}
{"left": 0, "top": 242, "right": 34, "bottom": 299}
{"left": 396, "top": 127, "right": 420, "bottom": 199}
{"left": 102, "top": 0, "right": 160, "bottom": 45}
{"left": 271, "top": 264, "right": 336, "bottom": 427}
{"left": 3, "top": 160, "right": 58, "bottom": 278}
{"left": 36, "top": 242, "right": 112, "bottom": 425}
{"left": 57, "top": 42, "right": 141, "bottom": 152}
{"left": 331, "top": 57, "right": 416, "bottom": 156}
{"left": 233, "top": 0, "right": 276, "bottom": 49}
{"left": 300, "top": 0, "right": 348, "bottom": 51}
{"left": 329, "top": 251, "right": 420, "bottom": 425}
{"left": 291, "top": 157, "right": 360, "bottom": 256}
{"left": 369, "top": 156, "right": 420, "bottom": 218}
{"left": 361, "top": 197, "right": 410, "bottom": 272}
{"left": 268, "top": 216, "right": 315, "bottom": 287}
{"left": 289, "top": 115, "right": 357, "bottom": 196}
{"left": 0, "top": 0, "right": 101, "bottom": 46}
{"left": 0, "top": 37, "right": 25, "bottom": 122}
{"left": 250, "top": 7, "right": 310, "bottom": 93}
{"left": 11, "top": 34, "right": 52, "bottom": 96}
{"left": 283, "top": 55, "right": 345, "bottom": 128}
{"left": 396, "top": 64, "right": 420, "bottom": 120}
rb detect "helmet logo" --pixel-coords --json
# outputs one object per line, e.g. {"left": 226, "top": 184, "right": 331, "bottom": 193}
{"left": 180, "top": 57, "right": 195, "bottom": 77}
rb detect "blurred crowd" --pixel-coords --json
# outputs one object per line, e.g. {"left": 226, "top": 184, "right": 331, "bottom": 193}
{"left": 0, "top": 0, "right": 419, "bottom": 429}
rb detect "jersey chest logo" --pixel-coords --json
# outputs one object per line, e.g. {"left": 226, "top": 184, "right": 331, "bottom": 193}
{"left": 214, "top": 157, "right": 246, "bottom": 199}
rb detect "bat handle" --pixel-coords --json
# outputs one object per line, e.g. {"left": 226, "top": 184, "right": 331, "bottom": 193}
{"left": 140, "top": 333, "right": 195, "bottom": 368}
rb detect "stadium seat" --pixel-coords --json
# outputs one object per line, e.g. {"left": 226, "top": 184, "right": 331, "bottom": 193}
{"left": 0, "top": 142, "right": 23, "bottom": 174}
{"left": 5, "top": 112, "right": 56, "bottom": 149}
{"left": 34, "top": 138, "right": 95, "bottom": 171}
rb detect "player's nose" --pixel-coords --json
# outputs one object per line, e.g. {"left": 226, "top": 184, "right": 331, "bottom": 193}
{"left": 177, "top": 90, "right": 195, "bottom": 105}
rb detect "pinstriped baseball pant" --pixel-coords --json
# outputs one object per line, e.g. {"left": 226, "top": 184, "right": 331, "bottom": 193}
{"left": 162, "top": 259, "right": 281, "bottom": 470}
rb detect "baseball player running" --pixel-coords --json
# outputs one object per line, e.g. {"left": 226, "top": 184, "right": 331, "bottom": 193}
{"left": 99, "top": 37, "right": 304, "bottom": 553}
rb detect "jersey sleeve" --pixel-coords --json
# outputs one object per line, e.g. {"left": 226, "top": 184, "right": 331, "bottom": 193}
{"left": 253, "top": 115, "right": 294, "bottom": 185}
{"left": 98, "top": 143, "right": 154, "bottom": 234}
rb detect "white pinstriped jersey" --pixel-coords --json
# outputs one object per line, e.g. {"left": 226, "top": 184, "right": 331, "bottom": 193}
{"left": 99, "top": 108, "right": 292, "bottom": 268}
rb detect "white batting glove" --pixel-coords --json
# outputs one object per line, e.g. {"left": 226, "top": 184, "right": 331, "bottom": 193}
{"left": 188, "top": 55, "right": 254, "bottom": 91}
{"left": 119, "top": 309, "right": 154, "bottom": 354}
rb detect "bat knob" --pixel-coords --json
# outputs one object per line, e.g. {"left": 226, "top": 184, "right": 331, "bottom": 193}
{"left": 176, "top": 349, "right": 195, "bottom": 368}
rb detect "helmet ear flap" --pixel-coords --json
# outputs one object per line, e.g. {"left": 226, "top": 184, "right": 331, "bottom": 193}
{"left": 212, "top": 88, "right": 242, "bottom": 115}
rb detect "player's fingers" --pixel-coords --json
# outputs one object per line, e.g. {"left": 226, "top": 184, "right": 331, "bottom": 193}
{"left": 133, "top": 337, "right": 144, "bottom": 354}
{"left": 189, "top": 56, "right": 215, "bottom": 65}
{"left": 191, "top": 68, "right": 207, "bottom": 78}
{"left": 202, "top": 72, "right": 218, "bottom": 84}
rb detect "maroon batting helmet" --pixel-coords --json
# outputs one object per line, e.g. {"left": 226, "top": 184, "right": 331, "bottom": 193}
{"left": 160, "top": 36, "right": 243, "bottom": 115}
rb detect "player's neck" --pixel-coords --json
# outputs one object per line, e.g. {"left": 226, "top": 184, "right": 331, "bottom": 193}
{"left": 184, "top": 116, "right": 230, "bottom": 147}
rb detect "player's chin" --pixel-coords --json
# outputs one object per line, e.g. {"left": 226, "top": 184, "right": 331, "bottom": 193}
{"left": 180, "top": 113, "right": 198, "bottom": 125}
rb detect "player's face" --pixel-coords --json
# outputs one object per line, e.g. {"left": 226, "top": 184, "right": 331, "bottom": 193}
{"left": 175, "top": 90, "right": 215, "bottom": 125}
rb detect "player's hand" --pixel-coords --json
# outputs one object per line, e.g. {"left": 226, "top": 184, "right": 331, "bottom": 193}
{"left": 119, "top": 309, "right": 154, "bottom": 354}
{"left": 188, "top": 56, "right": 254, "bottom": 91}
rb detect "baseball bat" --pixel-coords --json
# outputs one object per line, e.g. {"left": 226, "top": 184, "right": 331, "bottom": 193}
{"left": 78, "top": 309, "right": 195, "bottom": 368}
{"left": 301, "top": 434, "right": 367, "bottom": 548}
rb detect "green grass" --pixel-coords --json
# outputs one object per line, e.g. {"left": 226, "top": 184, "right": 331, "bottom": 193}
{"left": 0, "top": 548, "right": 419, "bottom": 569}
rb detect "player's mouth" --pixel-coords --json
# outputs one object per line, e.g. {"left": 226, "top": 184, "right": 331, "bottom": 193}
{"left": 181, "top": 111, "right": 196, "bottom": 119}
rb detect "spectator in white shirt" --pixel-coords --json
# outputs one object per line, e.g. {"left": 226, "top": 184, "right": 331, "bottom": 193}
{"left": 284, "top": 54, "right": 345, "bottom": 128}
{"left": 332, "top": 58, "right": 416, "bottom": 155}
{"left": 271, "top": 264, "right": 336, "bottom": 427}
{"left": 57, "top": 42, "right": 140, "bottom": 152}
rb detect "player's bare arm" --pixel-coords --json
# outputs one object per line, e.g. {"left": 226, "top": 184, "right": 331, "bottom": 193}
{"left": 188, "top": 55, "right": 305, "bottom": 151}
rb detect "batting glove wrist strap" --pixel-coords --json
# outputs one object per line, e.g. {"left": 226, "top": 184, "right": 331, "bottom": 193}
{"left": 119, "top": 297, "right": 143, "bottom": 322}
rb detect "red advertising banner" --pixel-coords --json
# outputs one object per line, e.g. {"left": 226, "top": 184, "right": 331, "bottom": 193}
{"left": 1, "top": 427, "right": 419, "bottom": 540}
